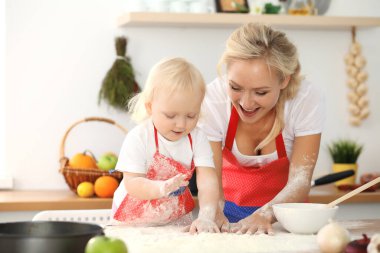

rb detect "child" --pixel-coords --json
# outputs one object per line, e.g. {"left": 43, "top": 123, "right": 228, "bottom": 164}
{"left": 112, "top": 57, "right": 220, "bottom": 233}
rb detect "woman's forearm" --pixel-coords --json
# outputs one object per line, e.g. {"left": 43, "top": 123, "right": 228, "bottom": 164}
{"left": 257, "top": 134, "right": 321, "bottom": 221}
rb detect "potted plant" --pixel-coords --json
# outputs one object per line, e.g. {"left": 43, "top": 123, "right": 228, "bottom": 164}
{"left": 327, "top": 139, "right": 363, "bottom": 186}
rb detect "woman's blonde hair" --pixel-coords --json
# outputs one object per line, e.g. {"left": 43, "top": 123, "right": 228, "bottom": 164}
{"left": 218, "top": 23, "right": 302, "bottom": 152}
{"left": 128, "top": 57, "right": 206, "bottom": 122}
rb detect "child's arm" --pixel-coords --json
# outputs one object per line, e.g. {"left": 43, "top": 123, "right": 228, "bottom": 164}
{"left": 189, "top": 167, "right": 220, "bottom": 234}
{"left": 123, "top": 172, "right": 189, "bottom": 200}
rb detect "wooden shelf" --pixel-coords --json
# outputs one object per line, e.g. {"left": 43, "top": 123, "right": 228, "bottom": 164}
{"left": 1, "top": 185, "right": 380, "bottom": 211}
{"left": 117, "top": 12, "right": 380, "bottom": 29}
{"left": 0, "top": 190, "right": 112, "bottom": 211}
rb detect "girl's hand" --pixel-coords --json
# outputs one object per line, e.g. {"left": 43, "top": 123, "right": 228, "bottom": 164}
{"left": 231, "top": 208, "right": 275, "bottom": 235}
{"left": 215, "top": 206, "right": 230, "bottom": 232}
{"left": 188, "top": 218, "right": 220, "bottom": 234}
{"left": 159, "top": 174, "right": 189, "bottom": 197}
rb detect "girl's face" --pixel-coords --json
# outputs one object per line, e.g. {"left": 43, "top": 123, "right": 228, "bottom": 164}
{"left": 146, "top": 88, "right": 203, "bottom": 142}
{"left": 227, "top": 59, "right": 289, "bottom": 124}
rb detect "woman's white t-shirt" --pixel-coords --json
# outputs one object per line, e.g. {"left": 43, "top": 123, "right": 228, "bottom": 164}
{"left": 113, "top": 119, "right": 215, "bottom": 209}
{"left": 198, "top": 77, "right": 325, "bottom": 167}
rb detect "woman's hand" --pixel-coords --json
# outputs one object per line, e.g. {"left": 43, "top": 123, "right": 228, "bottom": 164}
{"left": 231, "top": 207, "right": 275, "bottom": 235}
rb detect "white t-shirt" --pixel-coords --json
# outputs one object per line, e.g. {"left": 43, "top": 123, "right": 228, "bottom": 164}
{"left": 198, "top": 77, "right": 325, "bottom": 167}
{"left": 112, "top": 119, "right": 215, "bottom": 209}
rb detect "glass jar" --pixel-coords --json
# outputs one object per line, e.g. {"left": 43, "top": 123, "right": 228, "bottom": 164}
{"left": 287, "top": 0, "right": 315, "bottom": 15}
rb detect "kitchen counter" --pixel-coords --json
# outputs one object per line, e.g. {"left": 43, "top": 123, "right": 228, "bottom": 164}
{"left": 1, "top": 185, "right": 380, "bottom": 211}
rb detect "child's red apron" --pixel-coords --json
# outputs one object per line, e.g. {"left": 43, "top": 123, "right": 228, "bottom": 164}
{"left": 222, "top": 107, "right": 290, "bottom": 222}
{"left": 113, "top": 127, "right": 195, "bottom": 225}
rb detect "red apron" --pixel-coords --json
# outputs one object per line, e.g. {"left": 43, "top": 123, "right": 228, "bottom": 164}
{"left": 113, "top": 127, "right": 195, "bottom": 225}
{"left": 222, "top": 107, "right": 290, "bottom": 222}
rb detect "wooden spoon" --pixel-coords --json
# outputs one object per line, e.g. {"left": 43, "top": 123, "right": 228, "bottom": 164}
{"left": 326, "top": 176, "right": 380, "bottom": 208}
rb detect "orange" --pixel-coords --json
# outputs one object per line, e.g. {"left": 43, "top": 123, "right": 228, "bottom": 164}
{"left": 94, "top": 176, "right": 119, "bottom": 198}
{"left": 69, "top": 150, "right": 97, "bottom": 169}
{"left": 77, "top": 181, "right": 95, "bottom": 198}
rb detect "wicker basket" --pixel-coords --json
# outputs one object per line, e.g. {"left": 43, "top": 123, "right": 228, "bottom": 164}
{"left": 59, "top": 117, "right": 128, "bottom": 192}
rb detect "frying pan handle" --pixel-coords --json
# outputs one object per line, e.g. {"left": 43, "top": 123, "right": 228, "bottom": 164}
{"left": 312, "top": 170, "right": 355, "bottom": 187}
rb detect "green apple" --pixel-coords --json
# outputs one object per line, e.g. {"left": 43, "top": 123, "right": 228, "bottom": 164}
{"left": 85, "top": 235, "right": 128, "bottom": 253}
{"left": 97, "top": 153, "right": 118, "bottom": 171}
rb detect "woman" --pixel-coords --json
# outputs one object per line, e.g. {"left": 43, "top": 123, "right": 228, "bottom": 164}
{"left": 198, "top": 23, "right": 324, "bottom": 235}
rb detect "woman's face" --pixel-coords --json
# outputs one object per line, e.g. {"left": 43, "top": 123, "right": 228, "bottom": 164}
{"left": 227, "top": 59, "right": 289, "bottom": 124}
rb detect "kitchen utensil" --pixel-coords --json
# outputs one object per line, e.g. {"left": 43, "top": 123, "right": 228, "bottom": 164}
{"left": 311, "top": 170, "right": 355, "bottom": 187}
{"left": 273, "top": 203, "right": 338, "bottom": 234}
{"left": 0, "top": 221, "right": 103, "bottom": 253}
{"left": 326, "top": 177, "right": 380, "bottom": 208}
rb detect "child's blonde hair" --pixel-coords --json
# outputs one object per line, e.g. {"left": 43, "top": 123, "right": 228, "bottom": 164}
{"left": 218, "top": 23, "right": 302, "bottom": 152}
{"left": 128, "top": 57, "right": 206, "bottom": 122}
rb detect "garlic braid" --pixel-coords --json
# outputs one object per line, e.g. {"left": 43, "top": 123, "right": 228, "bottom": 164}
{"left": 345, "top": 27, "right": 370, "bottom": 126}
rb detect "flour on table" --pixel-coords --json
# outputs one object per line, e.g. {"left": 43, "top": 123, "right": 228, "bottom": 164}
{"left": 105, "top": 223, "right": 320, "bottom": 253}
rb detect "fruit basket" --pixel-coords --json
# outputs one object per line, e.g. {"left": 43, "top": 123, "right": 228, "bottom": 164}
{"left": 59, "top": 117, "right": 127, "bottom": 192}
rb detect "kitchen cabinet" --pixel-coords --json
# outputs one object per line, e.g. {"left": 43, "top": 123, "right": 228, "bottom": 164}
{"left": 117, "top": 12, "right": 380, "bottom": 29}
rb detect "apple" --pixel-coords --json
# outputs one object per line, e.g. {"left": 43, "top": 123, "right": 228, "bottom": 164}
{"left": 97, "top": 153, "right": 118, "bottom": 171}
{"left": 85, "top": 236, "right": 128, "bottom": 253}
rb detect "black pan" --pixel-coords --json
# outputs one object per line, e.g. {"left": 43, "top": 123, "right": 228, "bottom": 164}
{"left": 0, "top": 221, "right": 103, "bottom": 253}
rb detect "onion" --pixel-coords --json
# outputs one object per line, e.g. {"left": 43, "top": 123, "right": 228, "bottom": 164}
{"left": 317, "top": 221, "right": 350, "bottom": 253}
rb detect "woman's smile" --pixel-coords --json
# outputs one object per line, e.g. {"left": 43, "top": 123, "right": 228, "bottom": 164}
{"left": 239, "top": 104, "right": 260, "bottom": 117}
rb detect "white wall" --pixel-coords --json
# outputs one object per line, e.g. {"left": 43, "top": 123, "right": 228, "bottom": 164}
{"left": 4, "top": 0, "right": 380, "bottom": 190}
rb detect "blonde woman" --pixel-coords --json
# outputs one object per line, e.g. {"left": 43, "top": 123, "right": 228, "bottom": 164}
{"left": 112, "top": 57, "right": 219, "bottom": 233}
{"left": 198, "top": 23, "right": 325, "bottom": 234}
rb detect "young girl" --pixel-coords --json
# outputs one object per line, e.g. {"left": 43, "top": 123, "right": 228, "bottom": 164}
{"left": 112, "top": 57, "right": 220, "bottom": 233}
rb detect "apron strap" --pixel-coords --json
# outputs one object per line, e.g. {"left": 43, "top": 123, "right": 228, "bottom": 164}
{"left": 154, "top": 126, "right": 159, "bottom": 152}
{"left": 275, "top": 133, "right": 287, "bottom": 158}
{"left": 225, "top": 106, "right": 287, "bottom": 158}
{"left": 188, "top": 134, "right": 193, "bottom": 151}
{"left": 225, "top": 106, "right": 239, "bottom": 150}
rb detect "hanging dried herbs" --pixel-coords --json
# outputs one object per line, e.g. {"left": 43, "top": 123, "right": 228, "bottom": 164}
{"left": 98, "top": 37, "right": 140, "bottom": 111}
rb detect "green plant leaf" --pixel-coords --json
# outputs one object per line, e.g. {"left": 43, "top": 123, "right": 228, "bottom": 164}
{"left": 327, "top": 139, "right": 363, "bottom": 163}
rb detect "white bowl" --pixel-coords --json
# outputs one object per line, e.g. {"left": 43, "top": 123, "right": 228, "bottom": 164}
{"left": 272, "top": 203, "right": 338, "bottom": 234}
